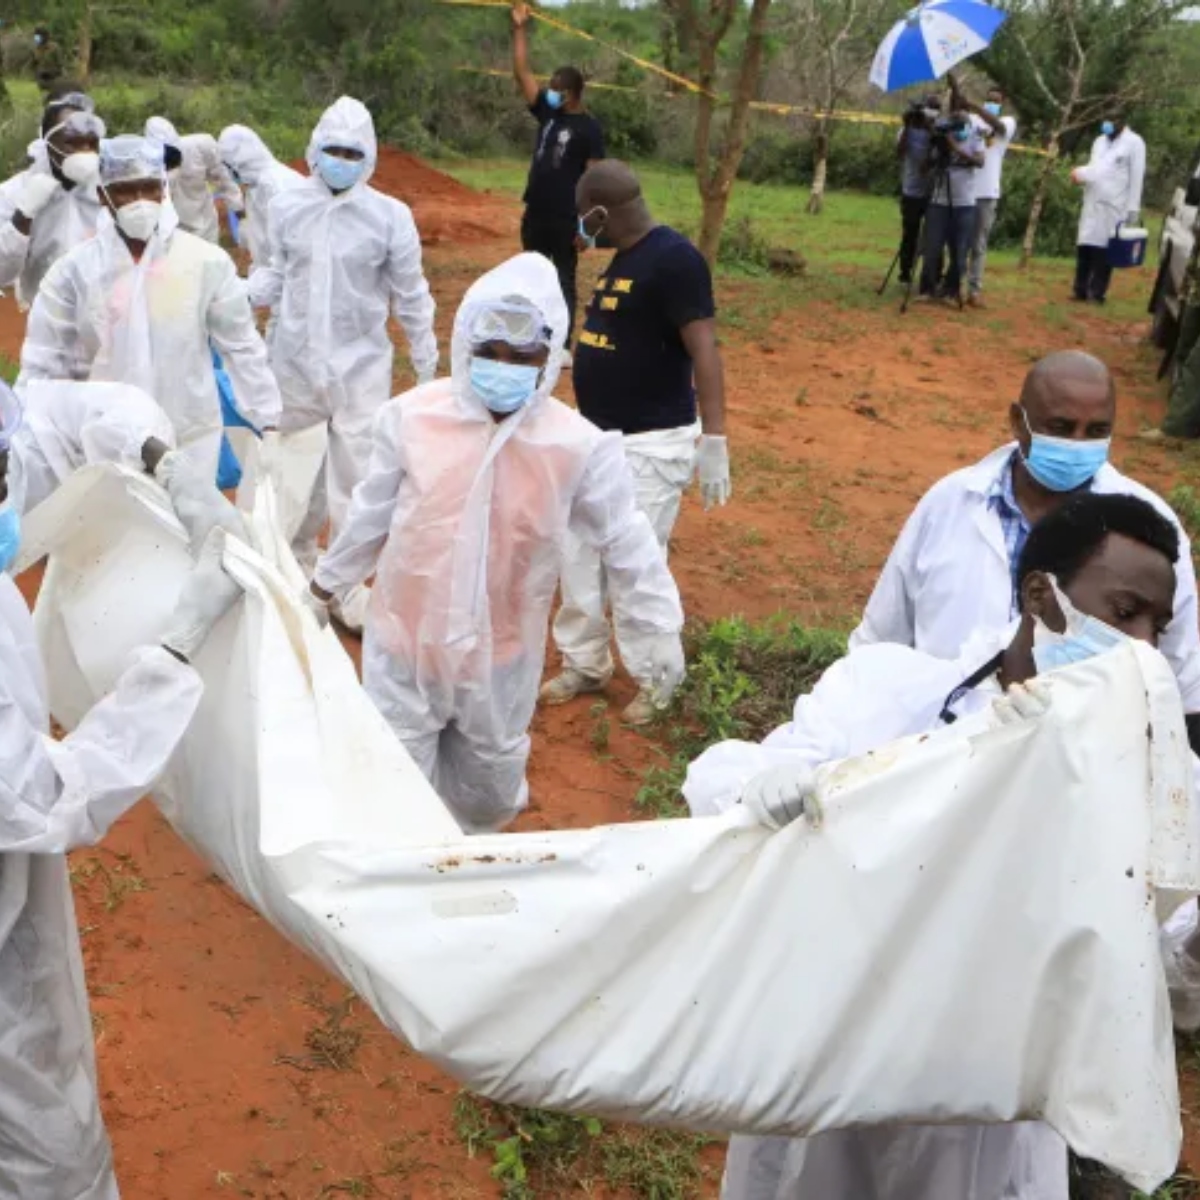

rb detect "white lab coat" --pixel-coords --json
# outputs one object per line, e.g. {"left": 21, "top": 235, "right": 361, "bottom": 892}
{"left": 0, "top": 164, "right": 102, "bottom": 309}
{"left": 216, "top": 125, "right": 305, "bottom": 269}
{"left": 249, "top": 96, "right": 437, "bottom": 553}
{"left": 0, "top": 575, "right": 202, "bottom": 1198}
{"left": 17, "top": 209, "right": 281, "bottom": 480}
{"left": 7, "top": 380, "right": 175, "bottom": 515}
{"left": 683, "top": 630, "right": 1069, "bottom": 1200}
{"left": 850, "top": 443, "right": 1200, "bottom": 712}
{"left": 1075, "top": 127, "right": 1146, "bottom": 247}
{"left": 313, "top": 252, "right": 683, "bottom": 831}
{"left": 145, "top": 117, "right": 243, "bottom": 244}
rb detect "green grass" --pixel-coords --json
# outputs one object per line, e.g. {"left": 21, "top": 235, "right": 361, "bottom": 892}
{"left": 636, "top": 616, "right": 846, "bottom": 819}
{"left": 453, "top": 1092, "right": 712, "bottom": 1199}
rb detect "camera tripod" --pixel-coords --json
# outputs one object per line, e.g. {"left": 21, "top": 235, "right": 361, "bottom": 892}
{"left": 877, "top": 155, "right": 966, "bottom": 314}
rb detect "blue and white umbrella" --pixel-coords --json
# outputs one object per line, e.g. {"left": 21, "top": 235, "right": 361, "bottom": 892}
{"left": 870, "top": 1, "right": 1008, "bottom": 93}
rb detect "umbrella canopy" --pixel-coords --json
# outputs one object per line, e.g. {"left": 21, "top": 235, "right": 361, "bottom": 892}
{"left": 870, "top": 0, "right": 1008, "bottom": 93}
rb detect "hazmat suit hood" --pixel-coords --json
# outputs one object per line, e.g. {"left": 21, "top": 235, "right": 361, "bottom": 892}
{"left": 144, "top": 115, "right": 181, "bottom": 152}
{"left": 451, "top": 252, "right": 568, "bottom": 420}
{"left": 306, "top": 97, "right": 378, "bottom": 191}
{"left": 218, "top": 124, "right": 273, "bottom": 188}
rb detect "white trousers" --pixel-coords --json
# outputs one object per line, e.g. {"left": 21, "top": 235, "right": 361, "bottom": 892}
{"left": 721, "top": 1123, "right": 1068, "bottom": 1200}
{"left": 362, "top": 625, "right": 532, "bottom": 834}
{"left": 553, "top": 423, "right": 697, "bottom": 683}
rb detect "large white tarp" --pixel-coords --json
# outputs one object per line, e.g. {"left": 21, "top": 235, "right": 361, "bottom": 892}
{"left": 19, "top": 466, "right": 1200, "bottom": 1193}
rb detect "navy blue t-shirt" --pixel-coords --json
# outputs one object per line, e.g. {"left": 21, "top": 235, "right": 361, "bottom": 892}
{"left": 523, "top": 92, "right": 605, "bottom": 221}
{"left": 572, "top": 226, "right": 715, "bottom": 434}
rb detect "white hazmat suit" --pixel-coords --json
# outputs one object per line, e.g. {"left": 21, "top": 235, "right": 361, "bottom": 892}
{"left": 216, "top": 125, "right": 305, "bottom": 270}
{"left": 684, "top": 630, "right": 1070, "bottom": 1200}
{"left": 144, "top": 116, "right": 243, "bottom": 244}
{"left": 250, "top": 97, "right": 438, "bottom": 569}
{"left": 312, "top": 253, "right": 683, "bottom": 831}
{"left": 1075, "top": 126, "right": 1146, "bottom": 248}
{"left": 0, "top": 162, "right": 103, "bottom": 310}
{"left": 848, "top": 444, "right": 1200, "bottom": 710}
{"left": 18, "top": 178, "right": 281, "bottom": 479}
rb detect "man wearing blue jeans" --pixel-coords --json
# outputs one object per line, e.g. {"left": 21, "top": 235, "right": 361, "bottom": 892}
{"left": 918, "top": 111, "right": 984, "bottom": 302}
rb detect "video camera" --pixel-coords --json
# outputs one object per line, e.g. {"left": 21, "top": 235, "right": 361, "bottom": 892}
{"left": 929, "top": 113, "right": 973, "bottom": 165}
{"left": 903, "top": 99, "right": 939, "bottom": 127}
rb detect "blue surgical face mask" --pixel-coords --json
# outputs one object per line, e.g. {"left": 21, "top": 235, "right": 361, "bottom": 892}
{"left": 1101, "top": 120, "right": 1116, "bottom": 138}
{"left": 469, "top": 356, "right": 541, "bottom": 415}
{"left": 1032, "top": 576, "right": 1130, "bottom": 673}
{"left": 984, "top": 101, "right": 1002, "bottom": 117}
{"left": 545, "top": 89, "right": 565, "bottom": 110}
{"left": 316, "top": 151, "right": 366, "bottom": 193}
{"left": 0, "top": 500, "right": 21, "bottom": 574}
{"left": 954, "top": 126, "right": 970, "bottom": 143}
{"left": 1020, "top": 408, "right": 1110, "bottom": 493}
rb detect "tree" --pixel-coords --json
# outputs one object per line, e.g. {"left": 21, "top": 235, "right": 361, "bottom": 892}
{"left": 981, "top": 0, "right": 1191, "bottom": 265}
{"left": 693, "top": 0, "right": 774, "bottom": 265}
{"left": 782, "top": 0, "right": 904, "bottom": 214}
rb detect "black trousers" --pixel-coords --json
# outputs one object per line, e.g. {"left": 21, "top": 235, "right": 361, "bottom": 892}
{"left": 1074, "top": 245, "right": 1113, "bottom": 302}
{"left": 521, "top": 211, "right": 579, "bottom": 345}
{"left": 899, "top": 194, "right": 927, "bottom": 282}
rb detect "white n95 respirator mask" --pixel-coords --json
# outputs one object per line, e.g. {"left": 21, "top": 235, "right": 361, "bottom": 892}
{"left": 115, "top": 200, "right": 162, "bottom": 242}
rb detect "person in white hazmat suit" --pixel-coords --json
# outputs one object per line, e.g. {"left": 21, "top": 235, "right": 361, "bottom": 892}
{"left": 250, "top": 97, "right": 438, "bottom": 627}
{"left": 684, "top": 490, "right": 1182, "bottom": 1200}
{"left": 0, "top": 382, "right": 249, "bottom": 1199}
{"left": 143, "top": 115, "right": 243, "bottom": 245}
{"left": 303, "top": 253, "right": 685, "bottom": 831}
{"left": 0, "top": 92, "right": 105, "bottom": 310}
{"left": 17, "top": 135, "right": 283, "bottom": 484}
{"left": 216, "top": 124, "right": 305, "bottom": 271}
{"left": 1070, "top": 113, "right": 1145, "bottom": 305}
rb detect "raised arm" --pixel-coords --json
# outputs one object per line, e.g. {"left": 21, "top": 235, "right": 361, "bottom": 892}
{"left": 511, "top": 3, "right": 541, "bottom": 107}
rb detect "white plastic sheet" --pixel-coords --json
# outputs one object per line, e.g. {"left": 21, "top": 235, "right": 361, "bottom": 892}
{"left": 23, "top": 465, "right": 1198, "bottom": 1194}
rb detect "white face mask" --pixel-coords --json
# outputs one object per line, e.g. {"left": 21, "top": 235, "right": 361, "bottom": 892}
{"left": 115, "top": 199, "right": 162, "bottom": 242}
{"left": 60, "top": 151, "right": 99, "bottom": 186}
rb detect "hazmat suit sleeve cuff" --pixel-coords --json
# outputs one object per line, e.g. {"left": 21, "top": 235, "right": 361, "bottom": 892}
{"left": 23, "top": 646, "right": 202, "bottom": 853}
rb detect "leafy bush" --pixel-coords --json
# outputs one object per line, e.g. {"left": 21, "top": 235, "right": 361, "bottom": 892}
{"left": 988, "top": 153, "right": 1080, "bottom": 258}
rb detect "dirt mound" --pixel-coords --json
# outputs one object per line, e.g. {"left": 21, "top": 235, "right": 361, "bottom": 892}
{"left": 290, "top": 145, "right": 519, "bottom": 246}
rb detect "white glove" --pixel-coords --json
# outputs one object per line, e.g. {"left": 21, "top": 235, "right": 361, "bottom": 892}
{"left": 156, "top": 450, "right": 248, "bottom": 556}
{"left": 417, "top": 363, "right": 438, "bottom": 386}
{"left": 302, "top": 584, "right": 332, "bottom": 629}
{"left": 647, "top": 634, "right": 686, "bottom": 706}
{"left": 17, "top": 172, "right": 61, "bottom": 220}
{"left": 1126, "top": 210, "right": 1140, "bottom": 226}
{"left": 741, "top": 762, "right": 818, "bottom": 831}
{"left": 257, "top": 429, "right": 283, "bottom": 491}
{"left": 161, "top": 530, "right": 243, "bottom": 661}
{"left": 696, "top": 435, "right": 731, "bottom": 511}
{"left": 991, "top": 679, "right": 1052, "bottom": 727}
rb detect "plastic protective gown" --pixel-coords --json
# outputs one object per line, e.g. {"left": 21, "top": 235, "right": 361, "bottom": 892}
{"left": 8, "top": 380, "right": 174, "bottom": 514}
{"left": 216, "top": 125, "right": 305, "bottom": 269}
{"left": 313, "top": 253, "right": 682, "bottom": 831}
{"left": 144, "top": 117, "right": 243, "bottom": 244}
{"left": 249, "top": 97, "right": 438, "bottom": 551}
{"left": 0, "top": 163, "right": 102, "bottom": 309}
{"left": 0, "top": 575, "right": 202, "bottom": 1199}
{"left": 17, "top": 207, "right": 281, "bottom": 479}
{"left": 683, "top": 631, "right": 1069, "bottom": 1200}
{"left": 1075, "top": 127, "right": 1146, "bottom": 248}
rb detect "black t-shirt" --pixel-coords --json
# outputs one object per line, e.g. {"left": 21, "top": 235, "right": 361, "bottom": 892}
{"left": 522, "top": 92, "right": 605, "bottom": 221}
{"left": 572, "top": 225, "right": 716, "bottom": 434}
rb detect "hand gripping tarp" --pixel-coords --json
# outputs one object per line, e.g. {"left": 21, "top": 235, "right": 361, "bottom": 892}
{"left": 20, "top": 465, "right": 1199, "bottom": 1194}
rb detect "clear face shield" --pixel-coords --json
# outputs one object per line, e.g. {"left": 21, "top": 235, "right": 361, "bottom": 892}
{"left": 468, "top": 300, "right": 553, "bottom": 358}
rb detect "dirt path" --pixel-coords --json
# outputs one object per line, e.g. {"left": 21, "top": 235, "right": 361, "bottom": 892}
{"left": 9, "top": 156, "right": 1196, "bottom": 1197}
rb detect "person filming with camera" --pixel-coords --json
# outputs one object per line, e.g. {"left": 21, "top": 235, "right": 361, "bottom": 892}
{"left": 896, "top": 93, "right": 941, "bottom": 285}
{"left": 918, "top": 77, "right": 985, "bottom": 304}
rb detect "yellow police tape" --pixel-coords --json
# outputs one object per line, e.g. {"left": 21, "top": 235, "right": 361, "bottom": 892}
{"left": 443, "top": 1, "right": 1051, "bottom": 156}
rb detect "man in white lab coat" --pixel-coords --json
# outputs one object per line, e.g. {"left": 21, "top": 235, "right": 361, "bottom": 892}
{"left": 686, "top": 490, "right": 1182, "bottom": 1200}
{"left": 0, "top": 382, "right": 245, "bottom": 1199}
{"left": 1070, "top": 113, "right": 1145, "bottom": 304}
{"left": 851, "top": 351, "right": 1200, "bottom": 743}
